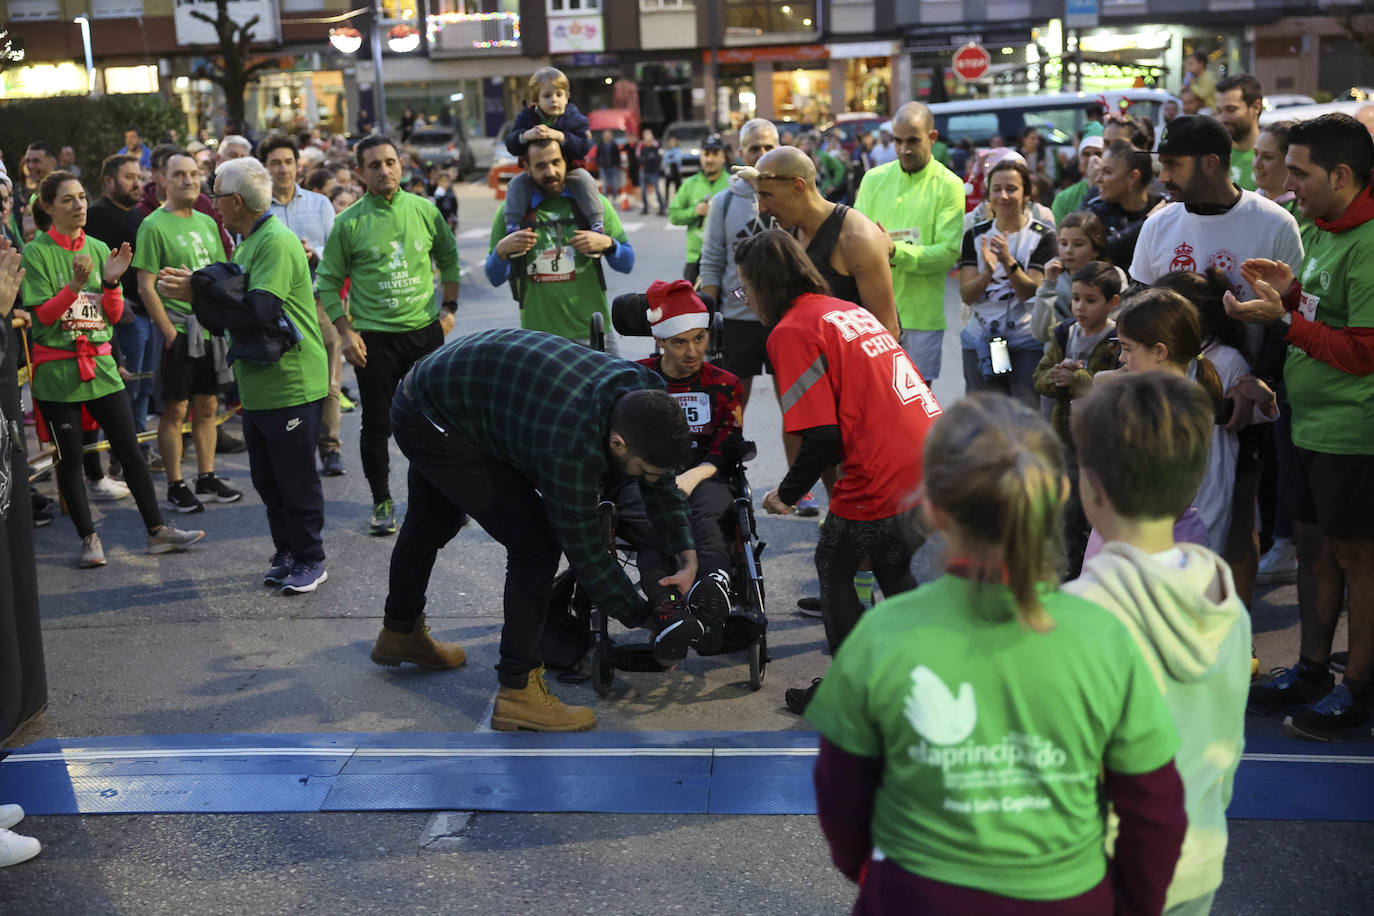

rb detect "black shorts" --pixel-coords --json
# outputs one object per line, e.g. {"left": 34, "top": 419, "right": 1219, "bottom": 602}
{"left": 1293, "top": 447, "right": 1374, "bottom": 541}
{"left": 719, "top": 318, "right": 772, "bottom": 380}
{"left": 162, "top": 330, "right": 223, "bottom": 401}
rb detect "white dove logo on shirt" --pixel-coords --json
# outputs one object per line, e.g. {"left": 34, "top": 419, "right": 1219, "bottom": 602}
{"left": 903, "top": 666, "right": 977, "bottom": 745}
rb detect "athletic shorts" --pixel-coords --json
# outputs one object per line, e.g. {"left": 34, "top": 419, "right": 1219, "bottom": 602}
{"left": 719, "top": 318, "right": 772, "bottom": 379}
{"left": 162, "top": 330, "right": 223, "bottom": 401}
{"left": 900, "top": 328, "right": 944, "bottom": 382}
{"left": 1293, "top": 447, "right": 1374, "bottom": 541}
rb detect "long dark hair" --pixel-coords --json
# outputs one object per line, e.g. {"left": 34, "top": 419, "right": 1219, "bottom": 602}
{"left": 1153, "top": 269, "right": 1248, "bottom": 354}
{"left": 733, "top": 228, "right": 830, "bottom": 325}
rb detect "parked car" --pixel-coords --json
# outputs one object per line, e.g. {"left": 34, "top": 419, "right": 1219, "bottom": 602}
{"left": 408, "top": 125, "right": 476, "bottom": 178}
{"left": 1260, "top": 99, "right": 1366, "bottom": 127}
{"left": 823, "top": 113, "right": 884, "bottom": 154}
{"left": 663, "top": 120, "right": 711, "bottom": 177}
{"left": 924, "top": 89, "right": 1180, "bottom": 150}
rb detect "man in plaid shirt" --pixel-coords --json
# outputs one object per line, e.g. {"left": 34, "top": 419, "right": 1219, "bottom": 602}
{"left": 371, "top": 328, "right": 695, "bottom": 732}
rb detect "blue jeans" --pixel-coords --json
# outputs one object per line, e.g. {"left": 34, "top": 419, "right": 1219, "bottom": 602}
{"left": 114, "top": 311, "right": 161, "bottom": 434}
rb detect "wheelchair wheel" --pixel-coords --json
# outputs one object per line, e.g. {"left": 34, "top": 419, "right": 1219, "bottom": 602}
{"left": 748, "top": 634, "right": 767, "bottom": 690}
{"left": 590, "top": 641, "right": 615, "bottom": 697}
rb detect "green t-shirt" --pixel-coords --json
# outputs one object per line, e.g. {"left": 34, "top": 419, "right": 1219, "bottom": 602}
{"left": 489, "top": 194, "right": 627, "bottom": 340}
{"left": 854, "top": 159, "right": 967, "bottom": 330}
{"left": 806, "top": 575, "right": 1179, "bottom": 901}
{"left": 316, "top": 190, "right": 462, "bottom": 333}
{"left": 20, "top": 231, "right": 124, "bottom": 403}
{"left": 1286, "top": 216, "right": 1374, "bottom": 454}
{"left": 1051, "top": 180, "right": 1091, "bottom": 227}
{"left": 231, "top": 216, "right": 329, "bottom": 411}
{"left": 132, "top": 207, "right": 227, "bottom": 338}
{"left": 668, "top": 171, "right": 731, "bottom": 262}
{"left": 1229, "top": 147, "right": 1256, "bottom": 192}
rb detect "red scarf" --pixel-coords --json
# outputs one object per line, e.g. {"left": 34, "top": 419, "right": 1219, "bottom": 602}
{"left": 1314, "top": 182, "right": 1374, "bottom": 233}
{"left": 33, "top": 338, "right": 112, "bottom": 381}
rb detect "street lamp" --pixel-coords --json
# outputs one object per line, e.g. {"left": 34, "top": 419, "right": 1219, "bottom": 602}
{"left": 73, "top": 14, "right": 96, "bottom": 96}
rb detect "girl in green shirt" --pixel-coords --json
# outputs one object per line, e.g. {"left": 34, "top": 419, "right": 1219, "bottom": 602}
{"left": 805, "top": 394, "right": 1186, "bottom": 913}
{"left": 23, "top": 171, "right": 203, "bottom": 568}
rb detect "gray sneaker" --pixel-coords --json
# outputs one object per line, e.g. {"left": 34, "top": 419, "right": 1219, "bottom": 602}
{"left": 79, "top": 533, "right": 106, "bottom": 568}
{"left": 147, "top": 524, "right": 206, "bottom": 555}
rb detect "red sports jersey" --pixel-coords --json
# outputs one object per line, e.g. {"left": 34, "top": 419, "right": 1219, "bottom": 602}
{"left": 637, "top": 355, "right": 744, "bottom": 469}
{"left": 767, "top": 293, "right": 942, "bottom": 520}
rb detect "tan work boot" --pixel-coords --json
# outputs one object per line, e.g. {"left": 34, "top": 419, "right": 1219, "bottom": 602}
{"left": 491, "top": 666, "right": 596, "bottom": 732}
{"left": 370, "top": 615, "right": 466, "bottom": 669}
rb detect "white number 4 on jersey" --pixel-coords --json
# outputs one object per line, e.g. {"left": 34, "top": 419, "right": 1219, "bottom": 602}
{"left": 892, "top": 351, "right": 942, "bottom": 418}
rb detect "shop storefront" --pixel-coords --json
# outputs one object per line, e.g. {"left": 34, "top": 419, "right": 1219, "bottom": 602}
{"left": 828, "top": 41, "right": 899, "bottom": 117}
{"left": 708, "top": 43, "right": 830, "bottom": 126}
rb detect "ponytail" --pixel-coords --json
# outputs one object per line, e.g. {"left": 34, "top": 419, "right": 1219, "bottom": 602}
{"left": 1193, "top": 353, "right": 1225, "bottom": 416}
{"left": 923, "top": 394, "right": 1066, "bottom": 632}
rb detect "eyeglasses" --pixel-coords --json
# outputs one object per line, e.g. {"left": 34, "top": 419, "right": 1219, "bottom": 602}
{"left": 208, "top": 191, "right": 239, "bottom": 201}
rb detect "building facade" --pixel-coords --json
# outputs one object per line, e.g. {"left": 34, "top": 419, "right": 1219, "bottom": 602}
{"left": 1, "top": 1, "right": 1369, "bottom": 139}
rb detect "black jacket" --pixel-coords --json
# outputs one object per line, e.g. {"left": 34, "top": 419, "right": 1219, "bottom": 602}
{"left": 190, "top": 262, "right": 301, "bottom": 366}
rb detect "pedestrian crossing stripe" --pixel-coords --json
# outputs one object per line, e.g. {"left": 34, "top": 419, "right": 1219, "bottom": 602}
{"left": 1, "top": 732, "right": 1369, "bottom": 819}
{"left": 457, "top": 227, "right": 490, "bottom": 240}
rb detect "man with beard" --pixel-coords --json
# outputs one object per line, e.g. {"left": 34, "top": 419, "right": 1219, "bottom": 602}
{"left": 854, "top": 101, "right": 965, "bottom": 383}
{"left": 1215, "top": 73, "right": 1264, "bottom": 191}
{"left": 485, "top": 137, "right": 634, "bottom": 349}
{"left": 86, "top": 154, "right": 155, "bottom": 439}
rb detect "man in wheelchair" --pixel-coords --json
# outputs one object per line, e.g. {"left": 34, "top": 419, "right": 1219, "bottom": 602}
{"left": 611, "top": 280, "right": 745, "bottom": 665}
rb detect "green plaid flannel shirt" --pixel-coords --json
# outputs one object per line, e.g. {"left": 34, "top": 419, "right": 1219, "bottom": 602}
{"left": 411, "top": 328, "right": 693, "bottom": 613}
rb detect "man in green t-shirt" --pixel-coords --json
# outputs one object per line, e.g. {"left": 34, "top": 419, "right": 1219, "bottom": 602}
{"left": 134, "top": 151, "right": 239, "bottom": 515}
{"left": 316, "top": 136, "right": 461, "bottom": 537}
{"left": 486, "top": 137, "right": 634, "bottom": 350}
{"left": 1228, "top": 114, "right": 1374, "bottom": 741}
{"left": 157, "top": 158, "right": 330, "bottom": 596}
{"left": 1216, "top": 73, "right": 1262, "bottom": 191}
{"left": 667, "top": 135, "right": 729, "bottom": 283}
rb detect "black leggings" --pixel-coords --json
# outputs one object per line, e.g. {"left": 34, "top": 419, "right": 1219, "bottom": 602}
{"left": 816, "top": 509, "right": 923, "bottom": 654}
{"left": 38, "top": 392, "right": 164, "bottom": 539}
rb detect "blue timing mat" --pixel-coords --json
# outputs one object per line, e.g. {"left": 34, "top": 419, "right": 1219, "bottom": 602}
{"left": 0, "top": 731, "right": 1369, "bottom": 820}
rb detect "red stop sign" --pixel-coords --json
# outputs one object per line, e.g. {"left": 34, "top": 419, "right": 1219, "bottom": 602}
{"left": 953, "top": 43, "right": 990, "bottom": 81}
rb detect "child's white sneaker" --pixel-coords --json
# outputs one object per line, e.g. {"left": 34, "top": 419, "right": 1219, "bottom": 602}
{"left": 0, "top": 827, "right": 40, "bottom": 867}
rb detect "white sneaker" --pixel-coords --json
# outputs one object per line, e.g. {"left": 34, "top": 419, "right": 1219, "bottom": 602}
{"left": 0, "top": 804, "right": 22, "bottom": 829}
{"left": 87, "top": 476, "right": 131, "bottom": 501}
{"left": 1256, "top": 537, "right": 1298, "bottom": 586}
{"left": 0, "top": 827, "right": 40, "bottom": 867}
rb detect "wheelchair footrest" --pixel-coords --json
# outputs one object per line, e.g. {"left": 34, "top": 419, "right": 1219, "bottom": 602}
{"left": 609, "top": 640, "right": 670, "bottom": 673}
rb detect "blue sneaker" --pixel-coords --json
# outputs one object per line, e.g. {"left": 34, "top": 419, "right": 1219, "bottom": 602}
{"left": 794, "top": 492, "right": 820, "bottom": 518}
{"left": 263, "top": 550, "right": 293, "bottom": 587}
{"left": 281, "top": 560, "right": 328, "bottom": 595}
{"left": 1284, "top": 683, "right": 1373, "bottom": 741}
{"left": 1248, "top": 663, "right": 1333, "bottom": 714}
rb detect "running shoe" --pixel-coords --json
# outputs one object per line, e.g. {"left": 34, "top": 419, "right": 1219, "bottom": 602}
{"left": 1248, "top": 663, "right": 1333, "bottom": 713}
{"left": 147, "top": 524, "right": 206, "bottom": 555}
{"left": 796, "top": 596, "right": 823, "bottom": 618}
{"left": 194, "top": 473, "right": 242, "bottom": 503}
{"left": 795, "top": 492, "right": 820, "bottom": 517}
{"left": 166, "top": 480, "right": 205, "bottom": 514}
{"left": 785, "top": 678, "right": 822, "bottom": 715}
{"left": 1284, "top": 683, "right": 1373, "bottom": 741}
{"left": 281, "top": 560, "right": 328, "bottom": 595}
{"left": 79, "top": 533, "right": 106, "bottom": 568}
{"left": 1255, "top": 537, "right": 1297, "bottom": 586}
{"left": 370, "top": 499, "right": 397, "bottom": 536}
{"left": 263, "top": 550, "right": 294, "bottom": 587}
{"left": 87, "top": 476, "right": 130, "bottom": 501}
{"left": 651, "top": 593, "right": 702, "bottom": 666}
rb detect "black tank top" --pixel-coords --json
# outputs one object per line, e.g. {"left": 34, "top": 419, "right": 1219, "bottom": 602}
{"left": 804, "top": 203, "right": 860, "bottom": 304}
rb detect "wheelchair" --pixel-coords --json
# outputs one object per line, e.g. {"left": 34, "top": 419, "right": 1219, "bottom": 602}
{"left": 540, "top": 294, "right": 770, "bottom": 695}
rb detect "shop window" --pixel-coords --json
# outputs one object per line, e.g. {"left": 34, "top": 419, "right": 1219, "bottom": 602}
{"left": 642, "top": 0, "right": 692, "bottom": 7}
{"left": 548, "top": 0, "right": 601, "bottom": 13}
{"left": 90, "top": 0, "right": 144, "bottom": 18}
{"left": 725, "top": 1, "right": 817, "bottom": 36}
{"left": 6, "top": 0, "right": 60, "bottom": 21}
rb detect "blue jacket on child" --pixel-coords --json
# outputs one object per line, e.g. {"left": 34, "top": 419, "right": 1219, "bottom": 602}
{"left": 506, "top": 102, "right": 592, "bottom": 161}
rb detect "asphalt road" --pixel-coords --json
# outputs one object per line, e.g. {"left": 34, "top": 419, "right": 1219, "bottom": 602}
{"left": 3, "top": 180, "right": 1369, "bottom": 914}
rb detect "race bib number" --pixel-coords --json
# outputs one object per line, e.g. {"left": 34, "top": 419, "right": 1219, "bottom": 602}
{"left": 672, "top": 391, "right": 712, "bottom": 430}
{"left": 528, "top": 244, "right": 576, "bottom": 283}
{"left": 61, "top": 292, "right": 104, "bottom": 332}
{"left": 891, "top": 350, "right": 942, "bottom": 418}
{"left": 888, "top": 227, "right": 921, "bottom": 246}
{"left": 1298, "top": 291, "right": 1320, "bottom": 323}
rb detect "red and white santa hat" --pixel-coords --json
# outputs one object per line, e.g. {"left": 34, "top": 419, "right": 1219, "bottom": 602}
{"left": 646, "top": 279, "right": 710, "bottom": 340}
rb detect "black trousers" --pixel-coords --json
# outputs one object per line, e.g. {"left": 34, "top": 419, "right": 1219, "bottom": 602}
{"left": 242, "top": 399, "right": 325, "bottom": 564}
{"left": 37, "top": 392, "right": 164, "bottom": 539}
{"left": 386, "top": 382, "right": 561, "bottom": 689}
{"left": 354, "top": 321, "right": 444, "bottom": 503}
{"left": 815, "top": 509, "right": 923, "bottom": 654}
{"left": 612, "top": 476, "right": 732, "bottom": 606}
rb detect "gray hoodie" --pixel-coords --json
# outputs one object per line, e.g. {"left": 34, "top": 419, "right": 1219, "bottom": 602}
{"left": 698, "top": 175, "right": 774, "bottom": 321}
{"left": 1064, "top": 541, "right": 1251, "bottom": 909}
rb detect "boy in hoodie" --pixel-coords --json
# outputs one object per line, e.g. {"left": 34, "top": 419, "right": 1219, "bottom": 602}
{"left": 504, "top": 66, "right": 602, "bottom": 234}
{"left": 1065, "top": 372, "right": 1251, "bottom": 916}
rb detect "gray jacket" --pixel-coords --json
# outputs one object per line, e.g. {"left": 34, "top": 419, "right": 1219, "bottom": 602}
{"left": 699, "top": 175, "right": 773, "bottom": 321}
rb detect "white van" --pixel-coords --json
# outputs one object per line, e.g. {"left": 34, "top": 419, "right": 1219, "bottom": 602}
{"left": 925, "top": 89, "right": 1181, "bottom": 150}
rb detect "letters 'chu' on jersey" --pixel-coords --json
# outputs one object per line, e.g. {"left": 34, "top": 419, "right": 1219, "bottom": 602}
{"left": 767, "top": 293, "right": 943, "bottom": 520}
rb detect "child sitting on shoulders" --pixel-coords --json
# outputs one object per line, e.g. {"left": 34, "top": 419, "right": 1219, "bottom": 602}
{"left": 504, "top": 66, "right": 604, "bottom": 233}
{"left": 1066, "top": 372, "right": 1251, "bottom": 916}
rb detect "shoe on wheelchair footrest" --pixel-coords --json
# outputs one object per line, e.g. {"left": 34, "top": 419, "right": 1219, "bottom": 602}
{"left": 712, "top": 607, "right": 767, "bottom": 655}
{"left": 688, "top": 571, "right": 732, "bottom": 655}
{"left": 651, "top": 593, "right": 703, "bottom": 667}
